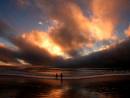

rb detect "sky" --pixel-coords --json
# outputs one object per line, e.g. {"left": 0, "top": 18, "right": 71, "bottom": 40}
{"left": 0, "top": 0, "right": 130, "bottom": 65}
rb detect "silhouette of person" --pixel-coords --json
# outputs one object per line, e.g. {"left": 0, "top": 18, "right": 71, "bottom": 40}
{"left": 56, "top": 73, "right": 58, "bottom": 79}
{"left": 60, "top": 73, "right": 63, "bottom": 80}
{"left": 60, "top": 73, "right": 63, "bottom": 85}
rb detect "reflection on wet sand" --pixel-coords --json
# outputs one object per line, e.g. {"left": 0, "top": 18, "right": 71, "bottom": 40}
{"left": 0, "top": 67, "right": 129, "bottom": 98}
{"left": 0, "top": 80, "right": 130, "bottom": 98}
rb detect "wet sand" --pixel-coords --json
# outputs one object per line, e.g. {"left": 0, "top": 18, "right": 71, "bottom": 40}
{"left": 0, "top": 66, "right": 129, "bottom": 98}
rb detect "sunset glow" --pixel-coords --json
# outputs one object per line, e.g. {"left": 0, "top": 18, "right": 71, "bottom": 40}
{"left": 21, "top": 31, "right": 68, "bottom": 58}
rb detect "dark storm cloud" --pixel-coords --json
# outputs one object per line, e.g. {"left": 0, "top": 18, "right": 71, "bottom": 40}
{"left": 55, "top": 38, "right": 130, "bottom": 68}
{"left": 0, "top": 20, "right": 54, "bottom": 65}
{"left": 0, "top": 45, "right": 18, "bottom": 63}
{"left": 13, "top": 36, "right": 55, "bottom": 65}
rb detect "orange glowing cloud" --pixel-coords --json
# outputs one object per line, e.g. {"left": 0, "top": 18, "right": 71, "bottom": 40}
{"left": 87, "top": 19, "right": 117, "bottom": 40}
{"left": 21, "top": 31, "right": 69, "bottom": 58}
{"left": 17, "top": 0, "right": 130, "bottom": 57}
{"left": 46, "top": 0, "right": 118, "bottom": 51}
{"left": 19, "top": 0, "right": 120, "bottom": 57}
{"left": 89, "top": 0, "right": 119, "bottom": 40}
{"left": 125, "top": 26, "right": 130, "bottom": 37}
{"left": 0, "top": 43, "right": 5, "bottom": 48}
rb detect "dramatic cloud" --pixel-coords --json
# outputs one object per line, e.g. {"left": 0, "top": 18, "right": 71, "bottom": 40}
{"left": 13, "top": 36, "right": 55, "bottom": 65}
{"left": 56, "top": 38, "right": 130, "bottom": 68}
{"left": 32, "top": 0, "right": 130, "bottom": 54}
{"left": 0, "top": 20, "right": 55, "bottom": 65}
{"left": 35, "top": 0, "right": 93, "bottom": 52}
{"left": 20, "top": 31, "right": 68, "bottom": 58}
{"left": 125, "top": 25, "right": 130, "bottom": 37}
{"left": 0, "top": 0, "right": 130, "bottom": 65}
{"left": 90, "top": 0, "right": 130, "bottom": 38}
{"left": 0, "top": 43, "right": 18, "bottom": 63}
